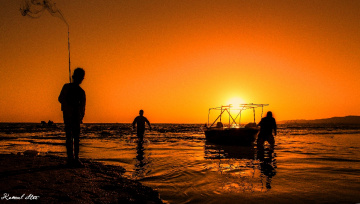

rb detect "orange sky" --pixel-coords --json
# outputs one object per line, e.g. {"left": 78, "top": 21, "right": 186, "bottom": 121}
{"left": 0, "top": 0, "right": 359, "bottom": 123}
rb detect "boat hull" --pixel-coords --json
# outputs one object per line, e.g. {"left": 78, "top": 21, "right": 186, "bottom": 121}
{"left": 204, "top": 128, "right": 259, "bottom": 145}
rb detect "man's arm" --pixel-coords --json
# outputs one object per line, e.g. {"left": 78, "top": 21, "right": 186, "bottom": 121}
{"left": 273, "top": 119, "right": 277, "bottom": 136}
{"left": 146, "top": 118, "right": 152, "bottom": 131}
{"left": 132, "top": 117, "right": 138, "bottom": 129}
{"left": 80, "top": 91, "right": 86, "bottom": 122}
{"left": 58, "top": 84, "right": 67, "bottom": 104}
{"left": 58, "top": 84, "right": 68, "bottom": 111}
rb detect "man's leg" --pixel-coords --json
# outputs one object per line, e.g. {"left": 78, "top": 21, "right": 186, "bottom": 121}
{"left": 64, "top": 113, "right": 74, "bottom": 163}
{"left": 137, "top": 128, "right": 145, "bottom": 141}
{"left": 73, "top": 123, "right": 80, "bottom": 160}
{"left": 65, "top": 123, "right": 74, "bottom": 162}
{"left": 257, "top": 136, "right": 265, "bottom": 150}
{"left": 268, "top": 135, "right": 275, "bottom": 150}
{"left": 71, "top": 122, "right": 84, "bottom": 167}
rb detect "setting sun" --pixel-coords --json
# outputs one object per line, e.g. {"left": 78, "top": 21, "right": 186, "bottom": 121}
{"left": 227, "top": 97, "right": 245, "bottom": 107}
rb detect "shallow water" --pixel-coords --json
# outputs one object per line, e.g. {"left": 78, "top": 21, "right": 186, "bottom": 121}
{"left": 1, "top": 123, "right": 360, "bottom": 203}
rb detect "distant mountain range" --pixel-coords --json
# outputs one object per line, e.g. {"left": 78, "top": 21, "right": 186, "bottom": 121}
{"left": 280, "top": 116, "right": 360, "bottom": 124}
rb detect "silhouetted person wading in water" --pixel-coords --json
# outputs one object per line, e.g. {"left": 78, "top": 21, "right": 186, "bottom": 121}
{"left": 257, "top": 111, "right": 277, "bottom": 150}
{"left": 132, "top": 110, "right": 152, "bottom": 140}
{"left": 58, "top": 68, "right": 86, "bottom": 166}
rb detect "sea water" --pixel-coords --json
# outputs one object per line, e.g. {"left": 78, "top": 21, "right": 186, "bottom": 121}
{"left": 0, "top": 123, "right": 359, "bottom": 203}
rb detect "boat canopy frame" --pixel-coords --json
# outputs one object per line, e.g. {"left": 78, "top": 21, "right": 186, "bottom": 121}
{"left": 207, "top": 103, "right": 269, "bottom": 128}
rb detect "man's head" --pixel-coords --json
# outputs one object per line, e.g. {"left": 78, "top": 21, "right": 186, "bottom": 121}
{"left": 266, "top": 111, "right": 273, "bottom": 118}
{"left": 72, "top": 68, "right": 85, "bottom": 84}
{"left": 139, "top": 110, "right": 144, "bottom": 116}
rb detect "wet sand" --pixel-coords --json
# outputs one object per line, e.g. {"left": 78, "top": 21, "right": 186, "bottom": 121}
{"left": 0, "top": 153, "right": 163, "bottom": 203}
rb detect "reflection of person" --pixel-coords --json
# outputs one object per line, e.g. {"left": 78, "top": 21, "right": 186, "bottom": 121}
{"left": 134, "top": 139, "right": 146, "bottom": 177}
{"left": 257, "top": 111, "right": 277, "bottom": 150}
{"left": 58, "top": 68, "right": 86, "bottom": 166}
{"left": 133, "top": 138, "right": 152, "bottom": 179}
{"left": 132, "top": 110, "right": 152, "bottom": 139}
{"left": 257, "top": 150, "right": 277, "bottom": 189}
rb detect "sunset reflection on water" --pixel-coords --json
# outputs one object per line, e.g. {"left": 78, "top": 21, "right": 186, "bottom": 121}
{"left": 1, "top": 123, "right": 359, "bottom": 203}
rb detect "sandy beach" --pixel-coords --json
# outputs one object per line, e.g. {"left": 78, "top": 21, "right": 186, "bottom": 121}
{"left": 0, "top": 153, "right": 163, "bottom": 203}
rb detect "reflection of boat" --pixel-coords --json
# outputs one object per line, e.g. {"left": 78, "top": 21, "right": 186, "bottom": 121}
{"left": 204, "top": 104, "right": 268, "bottom": 145}
{"left": 204, "top": 141, "right": 256, "bottom": 160}
{"left": 205, "top": 141, "right": 277, "bottom": 190}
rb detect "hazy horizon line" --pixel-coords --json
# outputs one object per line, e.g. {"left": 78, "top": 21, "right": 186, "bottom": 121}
{"left": 1, "top": 115, "right": 359, "bottom": 124}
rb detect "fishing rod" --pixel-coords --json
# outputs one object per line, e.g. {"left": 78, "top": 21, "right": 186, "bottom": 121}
{"left": 68, "top": 27, "right": 71, "bottom": 83}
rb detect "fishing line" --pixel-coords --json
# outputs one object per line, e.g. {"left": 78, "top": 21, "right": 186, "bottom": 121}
{"left": 20, "top": 0, "right": 71, "bottom": 82}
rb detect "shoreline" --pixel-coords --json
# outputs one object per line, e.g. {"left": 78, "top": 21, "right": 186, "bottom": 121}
{"left": 0, "top": 153, "right": 163, "bottom": 203}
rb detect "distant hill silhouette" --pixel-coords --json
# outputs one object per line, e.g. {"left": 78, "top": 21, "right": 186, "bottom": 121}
{"left": 281, "top": 116, "right": 360, "bottom": 124}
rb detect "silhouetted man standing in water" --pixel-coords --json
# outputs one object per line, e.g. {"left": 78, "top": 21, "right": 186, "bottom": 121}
{"left": 132, "top": 110, "right": 152, "bottom": 140}
{"left": 58, "top": 68, "right": 86, "bottom": 167}
{"left": 257, "top": 111, "right": 277, "bottom": 150}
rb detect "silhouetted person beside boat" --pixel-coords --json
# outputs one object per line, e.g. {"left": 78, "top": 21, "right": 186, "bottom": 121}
{"left": 132, "top": 110, "right": 152, "bottom": 140}
{"left": 257, "top": 111, "right": 277, "bottom": 150}
{"left": 58, "top": 68, "right": 86, "bottom": 167}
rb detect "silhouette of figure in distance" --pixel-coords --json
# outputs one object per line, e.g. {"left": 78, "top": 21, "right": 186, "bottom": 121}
{"left": 132, "top": 110, "right": 152, "bottom": 140}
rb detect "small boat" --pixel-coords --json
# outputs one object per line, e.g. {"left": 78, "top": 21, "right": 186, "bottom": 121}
{"left": 204, "top": 104, "right": 268, "bottom": 145}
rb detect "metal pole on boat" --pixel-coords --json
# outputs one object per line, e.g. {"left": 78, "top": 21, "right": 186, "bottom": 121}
{"left": 239, "top": 110, "right": 242, "bottom": 126}
{"left": 253, "top": 107, "right": 256, "bottom": 123}
{"left": 229, "top": 105, "right": 230, "bottom": 127}
{"left": 208, "top": 108, "right": 210, "bottom": 127}
{"left": 220, "top": 106, "right": 222, "bottom": 123}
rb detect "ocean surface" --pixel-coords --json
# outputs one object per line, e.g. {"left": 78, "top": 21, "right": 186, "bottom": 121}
{"left": 0, "top": 123, "right": 360, "bottom": 204}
